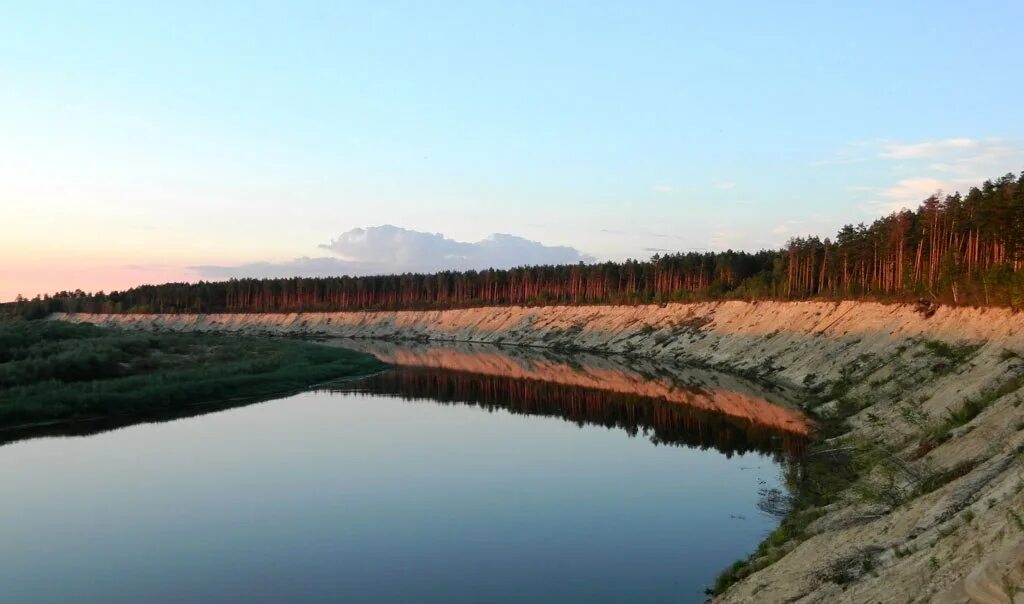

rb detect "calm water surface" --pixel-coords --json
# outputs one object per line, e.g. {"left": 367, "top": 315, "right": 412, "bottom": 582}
{"left": 0, "top": 343, "right": 807, "bottom": 603}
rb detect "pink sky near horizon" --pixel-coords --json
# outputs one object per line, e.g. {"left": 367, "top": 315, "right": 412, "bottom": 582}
{"left": 4, "top": 4, "right": 1022, "bottom": 306}
{"left": 0, "top": 260, "right": 198, "bottom": 302}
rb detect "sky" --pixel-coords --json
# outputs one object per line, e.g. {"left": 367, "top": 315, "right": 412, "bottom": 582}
{"left": 2, "top": 1, "right": 1023, "bottom": 301}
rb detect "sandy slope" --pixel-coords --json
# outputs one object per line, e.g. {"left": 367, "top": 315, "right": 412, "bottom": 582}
{"left": 55, "top": 301, "right": 1024, "bottom": 602}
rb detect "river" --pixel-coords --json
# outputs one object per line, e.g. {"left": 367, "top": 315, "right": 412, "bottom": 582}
{"left": 0, "top": 341, "right": 808, "bottom": 603}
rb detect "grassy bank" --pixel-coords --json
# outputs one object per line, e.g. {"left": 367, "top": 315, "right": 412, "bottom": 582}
{"left": 0, "top": 320, "right": 386, "bottom": 428}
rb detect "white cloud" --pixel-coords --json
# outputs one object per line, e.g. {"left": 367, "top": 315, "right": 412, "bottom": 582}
{"left": 319, "top": 225, "right": 593, "bottom": 268}
{"left": 879, "top": 138, "right": 980, "bottom": 160}
{"left": 714, "top": 181, "right": 736, "bottom": 190}
{"left": 876, "top": 137, "right": 1020, "bottom": 189}
{"left": 652, "top": 184, "right": 675, "bottom": 193}
{"left": 926, "top": 143, "right": 1018, "bottom": 179}
{"left": 194, "top": 225, "right": 595, "bottom": 279}
{"left": 882, "top": 178, "right": 948, "bottom": 202}
{"left": 815, "top": 137, "right": 1018, "bottom": 173}
{"left": 843, "top": 137, "right": 1023, "bottom": 218}
{"left": 859, "top": 178, "right": 950, "bottom": 215}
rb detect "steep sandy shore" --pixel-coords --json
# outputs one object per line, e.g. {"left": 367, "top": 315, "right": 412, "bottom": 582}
{"left": 53, "top": 301, "right": 1024, "bottom": 384}
{"left": 55, "top": 301, "right": 1024, "bottom": 602}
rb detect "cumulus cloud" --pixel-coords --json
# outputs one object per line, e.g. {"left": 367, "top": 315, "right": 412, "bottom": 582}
{"left": 194, "top": 225, "right": 595, "bottom": 279}
{"left": 319, "top": 225, "right": 593, "bottom": 269}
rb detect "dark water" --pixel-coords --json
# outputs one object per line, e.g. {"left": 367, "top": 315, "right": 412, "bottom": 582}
{"left": 0, "top": 343, "right": 807, "bottom": 603}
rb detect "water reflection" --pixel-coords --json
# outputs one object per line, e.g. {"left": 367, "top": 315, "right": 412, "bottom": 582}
{"left": 0, "top": 339, "right": 805, "bottom": 603}
{"left": 329, "top": 340, "right": 810, "bottom": 458}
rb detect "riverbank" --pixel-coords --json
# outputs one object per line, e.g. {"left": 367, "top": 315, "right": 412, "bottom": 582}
{"left": 54, "top": 301, "right": 1024, "bottom": 602}
{"left": 0, "top": 320, "right": 386, "bottom": 432}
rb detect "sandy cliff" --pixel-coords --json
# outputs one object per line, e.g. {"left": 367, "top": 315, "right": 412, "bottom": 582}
{"left": 55, "top": 301, "right": 1024, "bottom": 603}
{"left": 52, "top": 300, "right": 1024, "bottom": 384}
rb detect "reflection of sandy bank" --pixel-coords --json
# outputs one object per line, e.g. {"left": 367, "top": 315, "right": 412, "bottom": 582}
{"left": 334, "top": 340, "right": 811, "bottom": 436}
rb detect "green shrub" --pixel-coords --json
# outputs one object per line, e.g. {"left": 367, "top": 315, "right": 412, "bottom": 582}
{"left": 0, "top": 321, "right": 386, "bottom": 428}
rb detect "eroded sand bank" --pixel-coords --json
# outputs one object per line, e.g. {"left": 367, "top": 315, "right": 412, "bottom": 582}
{"left": 54, "top": 301, "right": 1024, "bottom": 603}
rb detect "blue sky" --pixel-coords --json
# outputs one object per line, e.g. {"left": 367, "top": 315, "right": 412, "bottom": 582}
{"left": 2, "top": 1, "right": 1023, "bottom": 299}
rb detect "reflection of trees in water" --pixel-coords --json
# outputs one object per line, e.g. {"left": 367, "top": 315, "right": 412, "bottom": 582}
{"left": 336, "top": 368, "right": 807, "bottom": 459}
{"left": 0, "top": 397, "right": 258, "bottom": 447}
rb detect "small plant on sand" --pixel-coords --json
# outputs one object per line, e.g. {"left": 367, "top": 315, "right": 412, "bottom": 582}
{"left": 819, "top": 546, "right": 883, "bottom": 585}
{"left": 921, "top": 375, "right": 1024, "bottom": 446}
{"left": 922, "top": 340, "right": 981, "bottom": 374}
{"left": 912, "top": 459, "right": 980, "bottom": 499}
{"left": 923, "top": 340, "right": 979, "bottom": 362}
{"left": 898, "top": 403, "right": 931, "bottom": 429}
{"left": 708, "top": 559, "right": 750, "bottom": 596}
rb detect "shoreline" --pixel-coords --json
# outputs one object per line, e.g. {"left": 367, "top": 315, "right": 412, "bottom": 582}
{"left": 53, "top": 301, "right": 1024, "bottom": 602}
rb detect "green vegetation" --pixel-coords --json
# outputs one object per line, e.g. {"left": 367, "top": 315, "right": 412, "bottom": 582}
{"left": 999, "top": 348, "right": 1020, "bottom": 362}
{"left": 1009, "top": 510, "right": 1024, "bottom": 531}
{"left": 0, "top": 320, "right": 385, "bottom": 428}
{"left": 921, "top": 373, "right": 1024, "bottom": 447}
{"left": 922, "top": 339, "right": 980, "bottom": 365}
{"left": 7, "top": 172, "right": 1024, "bottom": 315}
{"left": 637, "top": 323, "right": 657, "bottom": 335}
{"left": 913, "top": 460, "right": 981, "bottom": 498}
{"left": 709, "top": 437, "right": 860, "bottom": 594}
{"left": 710, "top": 344, "right": 977, "bottom": 594}
{"left": 713, "top": 334, "right": 1024, "bottom": 595}
{"left": 710, "top": 559, "right": 754, "bottom": 595}
{"left": 821, "top": 547, "right": 881, "bottom": 585}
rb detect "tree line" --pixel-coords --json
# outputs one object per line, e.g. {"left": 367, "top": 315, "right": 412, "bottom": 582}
{"left": 10, "top": 171, "right": 1024, "bottom": 316}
